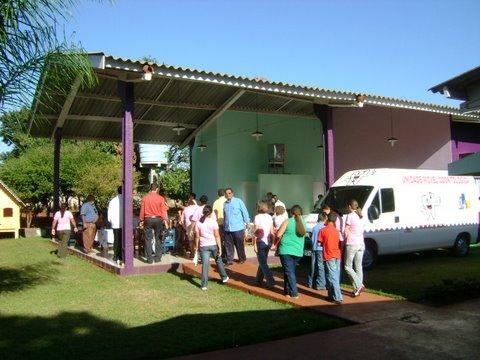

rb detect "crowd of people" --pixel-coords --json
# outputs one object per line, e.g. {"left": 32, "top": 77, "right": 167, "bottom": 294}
{"left": 50, "top": 185, "right": 366, "bottom": 303}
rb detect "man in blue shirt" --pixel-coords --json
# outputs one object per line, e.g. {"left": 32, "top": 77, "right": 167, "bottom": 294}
{"left": 223, "top": 187, "right": 250, "bottom": 265}
{"left": 307, "top": 212, "right": 327, "bottom": 289}
{"left": 80, "top": 194, "right": 99, "bottom": 253}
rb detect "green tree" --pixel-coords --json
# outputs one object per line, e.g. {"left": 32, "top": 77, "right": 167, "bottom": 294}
{"left": 165, "top": 144, "right": 190, "bottom": 170}
{"left": 1, "top": 0, "right": 100, "bottom": 113}
{"left": 0, "top": 141, "right": 137, "bottom": 221}
{"left": 160, "top": 169, "right": 190, "bottom": 200}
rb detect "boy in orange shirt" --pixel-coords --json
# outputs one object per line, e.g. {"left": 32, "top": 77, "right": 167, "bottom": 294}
{"left": 319, "top": 212, "right": 343, "bottom": 304}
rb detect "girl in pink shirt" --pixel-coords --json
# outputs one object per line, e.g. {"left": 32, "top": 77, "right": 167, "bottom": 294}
{"left": 181, "top": 199, "right": 198, "bottom": 257}
{"left": 253, "top": 201, "right": 275, "bottom": 288}
{"left": 194, "top": 205, "right": 229, "bottom": 290}
{"left": 344, "top": 199, "right": 366, "bottom": 297}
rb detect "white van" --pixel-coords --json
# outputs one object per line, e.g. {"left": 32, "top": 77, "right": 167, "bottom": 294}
{"left": 306, "top": 168, "right": 479, "bottom": 268}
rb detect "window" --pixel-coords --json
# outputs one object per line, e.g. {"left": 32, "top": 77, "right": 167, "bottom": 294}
{"left": 380, "top": 188, "right": 395, "bottom": 213}
{"left": 3, "top": 208, "right": 13, "bottom": 217}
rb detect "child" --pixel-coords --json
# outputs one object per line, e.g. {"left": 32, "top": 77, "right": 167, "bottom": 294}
{"left": 319, "top": 212, "right": 343, "bottom": 304}
{"left": 307, "top": 213, "right": 327, "bottom": 290}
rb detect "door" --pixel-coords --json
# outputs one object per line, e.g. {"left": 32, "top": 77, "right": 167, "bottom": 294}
{"left": 368, "top": 188, "right": 399, "bottom": 254}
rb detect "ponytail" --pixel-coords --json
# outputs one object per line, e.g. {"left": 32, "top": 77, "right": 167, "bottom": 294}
{"left": 200, "top": 205, "right": 213, "bottom": 223}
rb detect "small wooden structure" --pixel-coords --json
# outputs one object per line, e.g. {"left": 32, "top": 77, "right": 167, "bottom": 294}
{"left": 0, "top": 180, "right": 25, "bottom": 238}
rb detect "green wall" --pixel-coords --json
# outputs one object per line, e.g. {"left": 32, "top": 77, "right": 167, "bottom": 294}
{"left": 192, "top": 110, "right": 323, "bottom": 215}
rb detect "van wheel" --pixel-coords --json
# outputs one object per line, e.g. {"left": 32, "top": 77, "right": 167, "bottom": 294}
{"left": 452, "top": 234, "right": 470, "bottom": 257}
{"left": 363, "top": 239, "right": 377, "bottom": 270}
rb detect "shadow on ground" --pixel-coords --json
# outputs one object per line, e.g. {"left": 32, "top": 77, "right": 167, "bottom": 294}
{"left": 0, "top": 261, "right": 60, "bottom": 293}
{"left": 0, "top": 308, "right": 348, "bottom": 360}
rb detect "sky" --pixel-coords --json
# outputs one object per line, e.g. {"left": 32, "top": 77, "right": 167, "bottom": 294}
{"left": 61, "top": 0, "right": 480, "bottom": 105}
{"left": 2, "top": 0, "right": 480, "bottom": 152}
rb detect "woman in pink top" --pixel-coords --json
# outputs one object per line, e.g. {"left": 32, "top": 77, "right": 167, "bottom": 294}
{"left": 343, "top": 199, "right": 366, "bottom": 297}
{"left": 194, "top": 205, "right": 229, "bottom": 290}
{"left": 254, "top": 201, "right": 275, "bottom": 288}
{"left": 51, "top": 203, "right": 78, "bottom": 258}
{"left": 181, "top": 199, "right": 198, "bottom": 257}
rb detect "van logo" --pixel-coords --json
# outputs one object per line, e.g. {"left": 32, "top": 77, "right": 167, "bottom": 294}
{"left": 421, "top": 192, "right": 441, "bottom": 221}
{"left": 345, "top": 169, "right": 376, "bottom": 185}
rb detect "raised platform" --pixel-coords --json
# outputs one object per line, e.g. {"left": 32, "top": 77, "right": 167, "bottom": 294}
{"left": 50, "top": 239, "right": 276, "bottom": 276}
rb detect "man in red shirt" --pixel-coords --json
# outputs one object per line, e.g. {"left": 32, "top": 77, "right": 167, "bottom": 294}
{"left": 140, "top": 183, "right": 168, "bottom": 263}
{"left": 319, "top": 212, "right": 343, "bottom": 304}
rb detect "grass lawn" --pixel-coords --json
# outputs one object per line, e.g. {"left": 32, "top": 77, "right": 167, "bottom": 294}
{"left": 282, "top": 245, "right": 480, "bottom": 304}
{"left": 0, "top": 237, "right": 348, "bottom": 360}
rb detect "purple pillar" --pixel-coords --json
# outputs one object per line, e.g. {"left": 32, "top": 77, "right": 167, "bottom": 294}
{"left": 118, "top": 81, "right": 134, "bottom": 274}
{"left": 313, "top": 104, "right": 335, "bottom": 189}
{"left": 53, "top": 127, "right": 62, "bottom": 212}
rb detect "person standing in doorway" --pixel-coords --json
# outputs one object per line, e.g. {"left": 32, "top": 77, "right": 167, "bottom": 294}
{"left": 139, "top": 183, "right": 168, "bottom": 264}
{"left": 51, "top": 203, "right": 77, "bottom": 258}
{"left": 223, "top": 187, "right": 250, "bottom": 265}
{"left": 80, "top": 195, "right": 98, "bottom": 253}
{"left": 212, "top": 189, "right": 227, "bottom": 262}
{"left": 108, "top": 186, "right": 123, "bottom": 265}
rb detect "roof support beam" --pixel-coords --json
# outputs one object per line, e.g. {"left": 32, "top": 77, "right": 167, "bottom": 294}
{"left": 180, "top": 89, "right": 245, "bottom": 147}
{"left": 76, "top": 93, "right": 217, "bottom": 111}
{"left": 138, "top": 78, "right": 173, "bottom": 120}
{"left": 51, "top": 76, "right": 82, "bottom": 140}
{"left": 44, "top": 114, "right": 198, "bottom": 129}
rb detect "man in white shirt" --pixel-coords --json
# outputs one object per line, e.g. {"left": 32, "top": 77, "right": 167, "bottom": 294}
{"left": 108, "top": 186, "right": 122, "bottom": 265}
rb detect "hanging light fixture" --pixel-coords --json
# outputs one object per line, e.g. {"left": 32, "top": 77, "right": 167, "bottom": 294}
{"left": 251, "top": 93, "right": 263, "bottom": 140}
{"left": 172, "top": 125, "right": 185, "bottom": 135}
{"left": 387, "top": 109, "right": 398, "bottom": 147}
{"left": 197, "top": 132, "right": 207, "bottom": 152}
{"left": 171, "top": 84, "right": 186, "bottom": 136}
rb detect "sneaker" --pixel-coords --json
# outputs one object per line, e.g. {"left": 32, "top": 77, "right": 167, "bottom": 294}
{"left": 291, "top": 295, "right": 300, "bottom": 299}
{"left": 201, "top": 287, "right": 208, "bottom": 291}
{"left": 354, "top": 285, "right": 366, "bottom": 297}
{"left": 222, "top": 276, "right": 229, "bottom": 283}
{"left": 334, "top": 300, "right": 343, "bottom": 305}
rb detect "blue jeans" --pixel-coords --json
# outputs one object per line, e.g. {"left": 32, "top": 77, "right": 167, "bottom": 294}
{"left": 256, "top": 241, "right": 275, "bottom": 287}
{"left": 325, "top": 258, "right": 343, "bottom": 302}
{"left": 307, "top": 250, "right": 326, "bottom": 289}
{"left": 279, "top": 254, "right": 301, "bottom": 297}
{"left": 344, "top": 245, "right": 365, "bottom": 292}
{"left": 200, "top": 245, "right": 228, "bottom": 288}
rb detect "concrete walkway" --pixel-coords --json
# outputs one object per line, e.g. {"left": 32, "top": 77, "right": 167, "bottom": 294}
{"left": 179, "top": 262, "right": 480, "bottom": 359}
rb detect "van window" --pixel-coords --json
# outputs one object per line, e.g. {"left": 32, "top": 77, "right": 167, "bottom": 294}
{"left": 322, "top": 186, "right": 373, "bottom": 213}
{"left": 380, "top": 188, "right": 395, "bottom": 213}
{"left": 372, "top": 192, "right": 380, "bottom": 212}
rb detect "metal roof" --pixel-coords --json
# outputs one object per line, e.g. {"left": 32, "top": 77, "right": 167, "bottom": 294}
{"left": 29, "top": 52, "right": 480, "bottom": 145}
{"left": 429, "top": 65, "right": 480, "bottom": 113}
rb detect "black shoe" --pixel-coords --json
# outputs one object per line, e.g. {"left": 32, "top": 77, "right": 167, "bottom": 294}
{"left": 147, "top": 259, "right": 154, "bottom": 264}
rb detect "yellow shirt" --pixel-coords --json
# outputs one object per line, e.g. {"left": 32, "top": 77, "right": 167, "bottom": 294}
{"left": 212, "top": 196, "right": 226, "bottom": 225}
